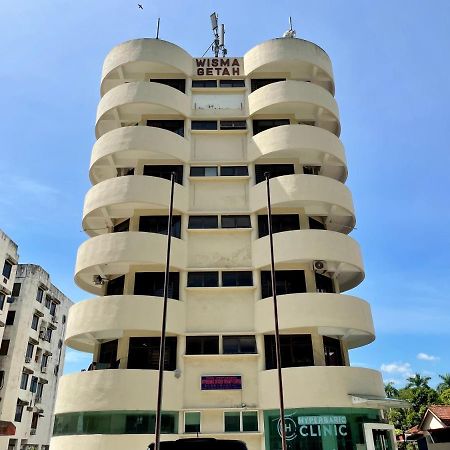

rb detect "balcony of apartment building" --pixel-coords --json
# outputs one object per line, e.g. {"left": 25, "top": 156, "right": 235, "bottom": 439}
{"left": 244, "top": 38, "right": 335, "bottom": 95}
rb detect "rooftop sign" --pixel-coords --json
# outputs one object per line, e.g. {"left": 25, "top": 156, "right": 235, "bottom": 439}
{"left": 195, "top": 58, "right": 243, "bottom": 77}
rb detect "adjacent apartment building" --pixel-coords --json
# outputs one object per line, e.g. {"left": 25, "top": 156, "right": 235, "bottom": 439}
{"left": 0, "top": 243, "right": 72, "bottom": 450}
{"left": 51, "top": 33, "right": 401, "bottom": 450}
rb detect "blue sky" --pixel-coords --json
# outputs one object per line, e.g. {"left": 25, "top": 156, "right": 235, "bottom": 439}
{"left": 1, "top": 1, "right": 449, "bottom": 386}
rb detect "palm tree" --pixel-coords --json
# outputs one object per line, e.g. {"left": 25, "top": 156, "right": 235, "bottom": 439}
{"left": 437, "top": 374, "right": 450, "bottom": 393}
{"left": 406, "top": 373, "right": 431, "bottom": 389}
{"left": 385, "top": 382, "right": 399, "bottom": 398}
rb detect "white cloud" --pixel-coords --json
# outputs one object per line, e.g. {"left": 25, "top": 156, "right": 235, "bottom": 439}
{"left": 417, "top": 352, "right": 439, "bottom": 362}
{"left": 381, "top": 362, "right": 412, "bottom": 375}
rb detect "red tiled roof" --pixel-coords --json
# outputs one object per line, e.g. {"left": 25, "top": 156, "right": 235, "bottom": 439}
{"left": 429, "top": 405, "right": 450, "bottom": 426}
{"left": 406, "top": 425, "right": 421, "bottom": 435}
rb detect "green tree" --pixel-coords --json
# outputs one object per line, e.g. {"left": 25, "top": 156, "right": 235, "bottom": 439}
{"left": 406, "top": 374, "right": 431, "bottom": 389}
{"left": 436, "top": 373, "right": 450, "bottom": 393}
{"left": 439, "top": 388, "right": 450, "bottom": 405}
{"left": 385, "top": 382, "right": 399, "bottom": 398}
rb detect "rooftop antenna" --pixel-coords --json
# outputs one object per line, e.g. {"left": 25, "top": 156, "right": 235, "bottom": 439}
{"left": 210, "top": 12, "right": 227, "bottom": 57}
{"left": 283, "top": 16, "right": 296, "bottom": 38}
{"left": 156, "top": 17, "right": 160, "bottom": 39}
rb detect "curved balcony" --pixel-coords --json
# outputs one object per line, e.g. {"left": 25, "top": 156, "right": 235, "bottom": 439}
{"left": 51, "top": 436, "right": 184, "bottom": 450}
{"left": 250, "top": 174, "right": 355, "bottom": 233}
{"left": 253, "top": 230, "right": 364, "bottom": 291}
{"left": 54, "top": 369, "right": 183, "bottom": 414}
{"left": 255, "top": 293, "right": 374, "bottom": 348}
{"left": 82, "top": 176, "right": 188, "bottom": 236}
{"left": 259, "top": 366, "right": 385, "bottom": 409}
{"left": 96, "top": 81, "right": 190, "bottom": 138}
{"left": 90, "top": 126, "right": 190, "bottom": 184}
{"left": 248, "top": 80, "right": 340, "bottom": 136}
{"left": 248, "top": 124, "right": 347, "bottom": 182}
{"left": 66, "top": 295, "right": 186, "bottom": 352}
{"left": 244, "top": 38, "right": 334, "bottom": 94}
{"left": 75, "top": 232, "right": 186, "bottom": 294}
{"left": 101, "top": 38, "right": 192, "bottom": 95}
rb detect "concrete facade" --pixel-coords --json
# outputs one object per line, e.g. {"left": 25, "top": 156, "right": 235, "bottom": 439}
{"left": 0, "top": 265, "right": 72, "bottom": 450}
{"left": 51, "top": 36, "right": 394, "bottom": 450}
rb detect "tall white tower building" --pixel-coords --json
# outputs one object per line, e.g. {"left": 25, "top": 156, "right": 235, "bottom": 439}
{"left": 51, "top": 35, "right": 401, "bottom": 450}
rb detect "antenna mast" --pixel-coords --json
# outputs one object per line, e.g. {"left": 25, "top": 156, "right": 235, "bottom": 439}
{"left": 210, "top": 12, "right": 227, "bottom": 57}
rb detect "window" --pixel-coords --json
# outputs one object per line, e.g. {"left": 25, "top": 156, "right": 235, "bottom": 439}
{"left": 14, "top": 402, "right": 24, "bottom": 422}
{"left": 134, "top": 272, "right": 180, "bottom": 300}
{"left": 46, "top": 328, "right": 53, "bottom": 342}
{"left": 252, "top": 119, "right": 290, "bottom": 135}
{"left": 260, "top": 270, "right": 306, "bottom": 299}
{"left": 309, "top": 217, "right": 326, "bottom": 230}
{"left": 221, "top": 215, "right": 251, "bottom": 229}
{"left": 220, "top": 166, "right": 249, "bottom": 176}
{"left": 190, "top": 166, "right": 218, "bottom": 177}
{"left": 315, "top": 273, "right": 335, "bottom": 293}
{"left": 45, "top": 295, "right": 51, "bottom": 309}
{"left": 219, "top": 79, "right": 245, "bottom": 88}
{"left": 323, "top": 337, "right": 344, "bottom": 366}
{"left": 2, "top": 260, "right": 13, "bottom": 279}
{"left": 184, "top": 412, "right": 201, "bottom": 433}
{"left": 127, "top": 337, "right": 177, "bottom": 370}
{"left": 106, "top": 275, "right": 125, "bottom": 296}
{"left": 250, "top": 78, "right": 285, "bottom": 92}
{"left": 255, "top": 164, "right": 295, "bottom": 184}
{"left": 99, "top": 339, "right": 119, "bottom": 369}
{"left": 220, "top": 121, "right": 247, "bottom": 130}
{"left": 36, "top": 287, "right": 44, "bottom": 303}
{"left": 150, "top": 79, "right": 186, "bottom": 93}
{"left": 31, "top": 314, "right": 39, "bottom": 331}
{"left": 113, "top": 219, "right": 130, "bottom": 233}
{"left": 50, "top": 301, "right": 57, "bottom": 316}
{"left": 0, "top": 340, "right": 10, "bottom": 356}
{"left": 146, "top": 120, "right": 184, "bottom": 137}
{"left": 192, "top": 79, "right": 217, "bottom": 88}
{"left": 143, "top": 165, "right": 184, "bottom": 185}
{"left": 36, "top": 382, "right": 44, "bottom": 401}
{"left": 191, "top": 120, "right": 217, "bottom": 131}
{"left": 303, "top": 165, "right": 321, "bottom": 175}
{"left": 12, "top": 283, "right": 21, "bottom": 297}
{"left": 224, "top": 411, "right": 258, "bottom": 432}
{"left": 31, "top": 412, "right": 40, "bottom": 430}
{"left": 223, "top": 336, "right": 257, "bottom": 354}
{"left": 188, "top": 216, "right": 218, "bottom": 229}
{"left": 257, "top": 214, "right": 300, "bottom": 238}
{"left": 139, "top": 216, "right": 182, "bottom": 239}
{"left": 26, "top": 343, "right": 34, "bottom": 359}
{"left": 30, "top": 376, "right": 38, "bottom": 393}
{"left": 42, "top": 354, "right": 49, "bottom": 368}
{"left": 20, "top": 372, "right": 29, "bottom": 390}
{"left": 6, "top": 311, "right": 15, "bottom": 326}
{"left": 186, "top": 336, "right": 219, "bottom": 355}
{"left": 264, "top": 334, "right": 314, "bottom": 369}
{"left": 0, "top": 293, "right": 4, "bottom": 310}
{"left": 222, "top": 272, "right": 253, "bottom": 287}
{"left": 187, "top": 272, "right": 219, "bottom": 288}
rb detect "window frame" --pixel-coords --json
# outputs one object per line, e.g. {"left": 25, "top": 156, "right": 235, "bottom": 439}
{"left": 224, "top": 411, "right": 259, "bottom": 432}
{"left": 221, "top": 215, "right": 251, "bottom": 229}
{"left": 6, "top": 310, "right": 15, "bottom": 326}
{"left": 184, "top": 411, "right": 201, "bottom": 433}
{"left": 185, "top": 336, "right": 219, "bottom": 355}
{"left": 188, "top": 216, "right": 219, "bottom": 229}
{"left": 2, "top": 260, "right": 13, "bottom": 279}
{"left": 219, "top": 166, "right": 249, "bottom": 177}
{"left": 187, "top": 272, "right": 219, "bottom": 288}
{"left": 190, "top": 166, "right": 219, "bottom": 177}
{"left": 191, "top": 120, "right": 218, "bottom": 131}
{"left": 222, "top": 335, "right": 257, "bottom": 355}
{"left": 222, "top": 271, "right": 253, "bottom": 287}
{"left": 31, "top": 314, "right": 39, "bottom": 331}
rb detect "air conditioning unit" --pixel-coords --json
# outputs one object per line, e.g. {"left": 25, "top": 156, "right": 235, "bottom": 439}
{"left": 313, "top": 260, "right": 327, "bottom": 272}
{"left": 30, "top": 428, "right": 37, "bottom": 435}
{"left": 26, "top": 406, "right": 33, "bottom": 412}
{"left": 40, "top": 367, "right": 47, "bottom": 374}
{"left": 7, "top": 296, "right": 16, "bottom": 304}
{"left": 25, "top": 357, "right": 31, "bottom": 363}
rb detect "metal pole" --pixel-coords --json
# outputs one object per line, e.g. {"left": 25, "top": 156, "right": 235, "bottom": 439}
{"left": 265, "top": 172, "right": 288, "bottom": 450}
{"left": 154, "top": 172, "right": 175, "bottom": 450}
{"left": 156, "top": 18, "right": 160, "bottom": 39}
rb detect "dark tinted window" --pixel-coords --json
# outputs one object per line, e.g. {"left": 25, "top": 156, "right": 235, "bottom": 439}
{"left": 6, "top": 311, "right": 15, "bottom": 325}
{"left": 0, "top": 293, "right": 4, "bottom": 310}
{"left": 113, "top": 219, "right": 130, "bottom": 233}
{"left": 220, "top": 121, "right": 247, "bottom": 130}
{"left": 255, "top": 164, "right": 295, "bottom": 184}
{"left": 260, "top": 270, "right": 306, "bottom": 299}
{"left": 315, "top": 273, "right": 335, "bottom": 293}
{"left": 127, "top": 337, "right": 177, "bottom": 370}
{"left": 106, "top": 275, "right": 125, "bottom": 296}
{"left": 134, "top": 272, "right": 180, "bottom": 300}
{"left": 99, "top": 339, "right": 119, "bottom": 367}
{"left": 303, "top": 165, "right": 321, "bottom": 175}
{"left": 146, "top": 120, "right": 184, "bottom": 137}
{"left": 190, "top": 167, "right": 218, "bottom": 176}
{"left": 191, "top": 121, "right": 217, "bottom": 131}
{"left": 264, "top": 334, "right": 314, "bottom": 369}
{"left": 219, "top": 79, "right": 245, "bottom": 88}
{"left": 309, "top": 217, "right": 326, "bottom": 230}
{"left": 221, "top": 215, "right": 251, "bottom": 229}
{"left": 149, "top": 439, "right": 248, "bottom": 450}
{"left": 31, "top": 315, "right": 39, "bottom": 330}
{"left": 12, "top": 283, "right": 21, "bottom": 297}
{"left": 257, "top": 214, "right": 300, "bottom": 238}
{"left": 222, "top": 272, "right": 253, "bottom": 287}
{"left": 192, "top": 80, "right": 217, "bottom": 88}
{"left": 220, "top": 166, "right": 248, "bottom": 176}
{"left": 252, "top": 119, "right": 290, "bottom": 136}
{"left": 223, "top": 336, "right": 257, "bottom": 354}
{"left": 150, "top": 79, "right": 186, "bottom": 93}
{"left": 2, "top": 260, "right": 13, "bottom": 279}
{"left": 323, "top": 337, "right": 343, "bottom": 366}
{"left": 143, "top": 165, "right": 183, "bottom": 185}
{"left": 186, "top": 336, "right": 219, "bottom": 355}
{"left": 250, "top": 78, "right": 285, "bottom": 92}
{"left": 139, "top": 216, "right": 181, "bottom": 239}
{"left": 0, "top": 340, "right": 9, "bottom": 355}
{"left": 36, "top": 288, "right": 44, "bottom": 303}
{"left": 187, "top": 272, "right": 219, "bottom": 288}
{"left": 188, "top": 216, "right": 218, "bottom": 229}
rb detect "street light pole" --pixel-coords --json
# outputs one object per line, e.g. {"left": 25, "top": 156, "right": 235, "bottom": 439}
{"left": 265, "top": 172, "right": 288, "bottom": 450}
{"left": 154, "top": 172, "right": 176, "bottom": 450}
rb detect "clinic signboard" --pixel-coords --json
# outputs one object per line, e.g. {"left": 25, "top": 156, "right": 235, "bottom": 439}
{"left": 201, "top": 375, "right": 242, "bottom": 391}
